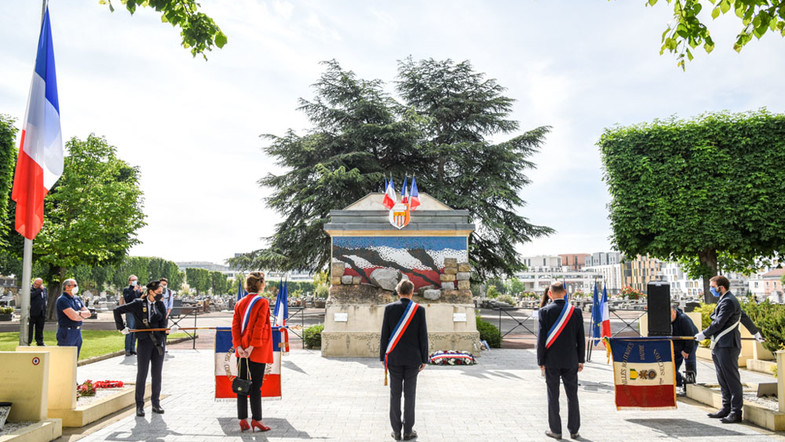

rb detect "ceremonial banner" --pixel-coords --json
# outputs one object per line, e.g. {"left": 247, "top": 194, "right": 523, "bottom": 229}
{"left": 214, "top": 326, "right": 282, "bottom": 399}
{"left": 608, "top": 337, "right": 676, "bottom": 410}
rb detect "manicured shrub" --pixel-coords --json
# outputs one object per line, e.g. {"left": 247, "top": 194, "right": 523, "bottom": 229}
{"left": 303, "top": 323, "right": 324, "bottom": 349}
{"left": 476, "top": 316, "right": 501, "bottom": 348}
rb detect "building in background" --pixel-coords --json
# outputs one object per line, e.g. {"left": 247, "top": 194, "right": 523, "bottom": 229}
{"left": 559, "top": 253, "right": 590, "bottom": 271}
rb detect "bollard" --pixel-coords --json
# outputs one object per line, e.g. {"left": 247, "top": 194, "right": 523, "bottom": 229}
{"left": 777, "top": 350, "right": 784, "bottom": 413}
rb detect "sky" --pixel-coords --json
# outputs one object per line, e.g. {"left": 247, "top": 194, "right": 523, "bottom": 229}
{"left": 1, "top": 1, "right": 784, "bottom": 266}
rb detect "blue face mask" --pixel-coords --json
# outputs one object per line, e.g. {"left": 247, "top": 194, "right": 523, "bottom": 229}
{"left": 710, "top": 287, "right": 720, "bottom": 297}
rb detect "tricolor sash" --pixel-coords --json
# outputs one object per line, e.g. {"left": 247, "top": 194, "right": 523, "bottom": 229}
{"left": 545, "top": 302, "right": 576, "bottom": 349}
{"left": 384, "top": 300, "right": 419, "bottom": 385}
{"left": 241, "top": 295, "right": 264, "bottom": 336}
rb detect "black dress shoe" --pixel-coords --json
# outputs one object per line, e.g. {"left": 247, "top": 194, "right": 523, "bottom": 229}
{"left": 391, "top": 431, "right": 402, "bottom": 440}
{"left": 403, "top": 430, "right": 418, "bottom": 440}
{"left": 136, "top": 407, "right": 145, "bottom": 417}
{"left": 708, "top": 409, "right": 730, "bottom": 419}
{"left": 721, "top": 413, "right": 742, "bottom": 424}
{"left": 570, "top": 432, "right": 580, "bottom": 439}
{"left": 152, "top": 406, "right": 164, "bottom": 414}
{"left": 545, "top": 430, "right": 562, "bottom": 440}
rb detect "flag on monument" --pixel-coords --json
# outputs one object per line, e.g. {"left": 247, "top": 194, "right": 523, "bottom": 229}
{"left": 409, "top": 176, "right": 420, "bottom": 210}
{"left": 607, "top": 337, "right": 677, "bottom": 409}
{"left": 12, "top": 6, "right": 64, "bottom": 240}
{"left": 382, "top": 176, "right": 396, "bottom": 209}
{"left": 400, "top": 176, "right": 409, "bottom": 204}
{"left": 214, "top": 326, "right": 282, "bottom": 399}
{"left": 273, "top": 280, "right": 289, "bottom": 354}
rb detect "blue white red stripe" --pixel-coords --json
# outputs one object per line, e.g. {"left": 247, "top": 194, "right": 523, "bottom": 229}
{"left": 215, "top": 326, "right": 282, "bottom": 399}
{"left": 545, "top": 302, "right": 575, "bottom": 348}
{"left": 240, "top": 295, "right": 264, "bottom": 335}
{"left": 608, "top": 338, "right": 676, "bottom": 409}
{"left": 11, "top": 6, "right": 64, "bottom": 240}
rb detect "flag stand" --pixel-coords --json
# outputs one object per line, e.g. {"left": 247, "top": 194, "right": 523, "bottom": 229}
{"left": 18, "top": 238, "right": 33, "bottom": 345}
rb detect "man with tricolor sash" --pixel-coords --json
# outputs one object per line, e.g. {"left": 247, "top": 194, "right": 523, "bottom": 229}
{"left": 380, "top": 279, "right": 428, "bottom": 441}
{"left": 537, "top": 282, "right": 584, "bottom": 440}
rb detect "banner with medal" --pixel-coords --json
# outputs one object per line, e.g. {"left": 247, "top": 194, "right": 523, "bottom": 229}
{"left": 607, "top": 337, "right": 677, "bottom": 410}
{"left": 214, "top": 326, "right": 282, "bottom": 399}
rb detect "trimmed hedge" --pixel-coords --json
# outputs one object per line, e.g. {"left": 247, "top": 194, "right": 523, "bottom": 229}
{"left": 476, "top": 316, "right": 501, "bottom": 348}
{"left": 741, "top": 299, "right": 785, "bottom": 353}
{"left": 304, "top": 323, "right": 324, "bottom": 349}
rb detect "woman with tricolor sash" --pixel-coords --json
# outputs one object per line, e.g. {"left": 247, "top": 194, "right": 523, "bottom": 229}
{"left": 231, "top": 272, "right": 274, "bottom": 432}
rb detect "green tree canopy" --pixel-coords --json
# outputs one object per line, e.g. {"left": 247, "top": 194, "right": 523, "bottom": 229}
{"left": 232, "top": 59, "right": 552, "bottom": 279}
{"left": 101, "top": 0, "right": 227, "bottom": 58}
{"left": 0, "top": 115, "right": 17, "bottom": 252}
{"left": 598, "top": 109, "right": 785, "bottom": 302}
{"left": 649, "top": 0, "right": 785, "bottom": 68}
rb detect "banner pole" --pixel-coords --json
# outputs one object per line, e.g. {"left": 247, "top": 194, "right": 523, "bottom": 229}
{"left": 18, "top": 238, "right": 33, "bottom": 345}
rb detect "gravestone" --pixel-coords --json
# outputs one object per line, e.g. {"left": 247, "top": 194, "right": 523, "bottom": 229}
{"left": 0, "top": 351, "right": 49, "bottom": 422}
{"left": 16, "top": 346, "right": 77, "bottom": 411}
{"left": 322, "top": 192, "right": 480, "bottom": 357}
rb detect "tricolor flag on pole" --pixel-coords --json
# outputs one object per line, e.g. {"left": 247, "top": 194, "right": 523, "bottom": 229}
{"left": 409, "top": 176, "right": 420, "bottom": 210}
{"left": 214, "top": 326, "right": 282, "bottom": 399}
{"left": 592, "top": 283, "right": 611, "bottom": 346}
{"left": 400, "top": 176, "right": 409, "bottom": 204}
{"left": 608, "top": 337, "right": 677, "bottom": 409}
{"left": 273, "top": 279, "right": 289, "bottom": 354}
{"left": 236, "top": 279, "right": 246, "bottom": 302}
{"left": 382, "top": 176, "right": 396, "bottom": 209}
{"left": 12, "top": 5, "right": 64, "bottom": 240}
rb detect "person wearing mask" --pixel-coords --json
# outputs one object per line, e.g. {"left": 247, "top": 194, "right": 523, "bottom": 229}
{"left": 537, "top": 282, "right": 584, "bottom": 440}
{"left": 380, "top": 279, "right": 429, "bottom": 441}
{"left": 694, "top": 275, "right": 764, "bottom": 424}
{"left": 28, "top": 278, "right": 47, "bottom": 346}
{"left": 670, "top": 303, "right": 698, "bottom": 395}
{"left": 114, "top": 280, "right": 174, "bottom": 417}
{"left": 159, "top": 277, "right": 174, "bottom": 319}
{"left": 122, "top": 275, "right": 143, "bottom": 356}
{"left": 56, "top": 279, "right": 90, "bottom": 357}
{"left": 232, "top": 272, "right": 273, "bottom": 432}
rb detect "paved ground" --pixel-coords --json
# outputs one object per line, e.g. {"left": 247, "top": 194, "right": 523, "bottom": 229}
{"left": 66, "top": 343, "right": 784, "bottom": 441}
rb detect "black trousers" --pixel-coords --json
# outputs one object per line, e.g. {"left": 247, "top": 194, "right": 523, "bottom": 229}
{"left": 712, "top": 346, "right": 742, "bottom": 413}
{"left": 236, "top": 359, "right": 266, "bottom": 421}
{"left": 545, "top": 366, "right": 580, "bottom": 435}
{"left": 136, "top": 338, "right": 164, "bottom": 407}
{"left": 28, "top": 314, "right": 45, "bottom": 345}
{"left": 674, "top": 349, "right": 697, "bottom": 387}
{"left": 388, "top": 364, "right": 419, "bottom": 434}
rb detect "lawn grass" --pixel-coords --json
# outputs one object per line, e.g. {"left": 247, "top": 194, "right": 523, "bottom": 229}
{"left": 0, "top": 331, "right": 194, "bottom": 361}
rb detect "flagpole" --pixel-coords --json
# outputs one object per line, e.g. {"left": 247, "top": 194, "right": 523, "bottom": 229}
{"left": 18, "top": 239, "right": 33, "bottom": 345}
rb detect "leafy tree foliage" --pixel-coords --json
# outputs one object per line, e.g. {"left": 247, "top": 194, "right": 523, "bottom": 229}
{"left": 598, "top": 110, "right": 785, "bottom": 302}
{"left": 234, "top": 59, "right": 552, "bottom": 279}
{"left": 185, "top": 267, "right": 210, "bottom": 295}
{"left": 0, "top": 115, "right": 16, "bottom": 250}
{"left": 101, "top": 0, "right": 227, "bottom": 59}
{"left": 649, "top": 0, "right": 785, "bottom": 69}
{"left": 32, "top": 135, "right": 146, "bottom": 317}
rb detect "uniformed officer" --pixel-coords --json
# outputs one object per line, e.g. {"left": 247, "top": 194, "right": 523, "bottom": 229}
{"left": 694, "top": 275, "right": 764, "bottom": 423}
{"left": 55, "top": 279, "right": 90, "bottom": 357}
{"left": 114, "top": 280, "right": 175, "bottom": 417}
{"left": 670, "top": 303, "right": 698, "bottom": 394}
{"left": 537, "top": 282, "right": 584, "bottom": 440}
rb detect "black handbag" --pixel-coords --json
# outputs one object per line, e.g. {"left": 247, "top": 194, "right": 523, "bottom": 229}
{"left": 231, "top": 358, "right": 254, "bottom": 395}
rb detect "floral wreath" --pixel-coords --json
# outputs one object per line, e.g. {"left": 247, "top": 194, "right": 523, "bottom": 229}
{"left": 428, "top": 350, "right": 477, "bottom": 366}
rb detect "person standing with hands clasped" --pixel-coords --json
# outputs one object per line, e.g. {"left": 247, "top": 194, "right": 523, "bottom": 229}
{"left": 694, "top": 275, "right": 764, "bottom": 424}
{"left": 537, "top": 282, "right": 585, "bottom": 440}
{"left": 232, "top": 272, "right": 273, "bottom": 433}
{"left": 56, "top": 279, "right": 90, "bottom": 357}
{"left": 28, "top": 278, "right": 47, "bottom": 346}
{"left": 380, "top": 279, "right": 428, "bottom": 441}
{"left": 114, "top": 280, "right": 174, "bottom": 417}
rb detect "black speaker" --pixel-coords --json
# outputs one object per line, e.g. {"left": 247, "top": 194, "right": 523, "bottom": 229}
{"left": 647, "top": 282, "right": 671, "bottom": 336}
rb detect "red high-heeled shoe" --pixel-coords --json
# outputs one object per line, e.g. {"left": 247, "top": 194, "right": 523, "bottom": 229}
{"left": 251, "top": 419, "right": 270, "bottom": 432}
{"left": 239, "top": 420, "right": 250, "bottom": 432}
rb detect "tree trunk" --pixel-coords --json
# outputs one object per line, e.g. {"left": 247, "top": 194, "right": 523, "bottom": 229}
{"left": 698, "top": 249, "right": 718, "bottom": 304}
{"left": 46, "top": 267, "right": 66, "bottom": 321}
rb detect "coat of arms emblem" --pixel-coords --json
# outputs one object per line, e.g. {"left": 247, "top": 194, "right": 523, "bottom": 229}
{"left": 389, "top": 202, "right": 410, "bottom": 230}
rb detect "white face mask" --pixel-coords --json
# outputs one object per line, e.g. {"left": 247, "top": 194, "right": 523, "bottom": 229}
{"left": 71, "top": 286, "right": 79, "bottom": 296}
{"left": 161, "top": 285, "right": 167, "bottom": 291}
{"left": 130, "top": 280, "right": 137, "bottom": 286}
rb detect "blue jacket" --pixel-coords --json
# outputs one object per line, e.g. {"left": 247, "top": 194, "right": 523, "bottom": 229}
{"left": 703, "top": 291, "right": 759, "bottom": 348}
{"left": 671, "top": 309, "right": 698, "bottom": 354}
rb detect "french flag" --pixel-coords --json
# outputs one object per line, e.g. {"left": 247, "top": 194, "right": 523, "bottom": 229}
{"left": 11, "top": 6, "right": 64, "bottom": 240}
{"left": 382, "top": 176, "right": 396, "bottom": 209}
{"left": 214, "top": 326, "right": 282, "bottom": 399}
{"left": 273, "top": 280, "right": 289, "bottom": 353}
{"left": 400, "top": 176, "right": 409, "bottom": 204}
{"left": 409, "top": 176, "right": 420, "bottom": 210}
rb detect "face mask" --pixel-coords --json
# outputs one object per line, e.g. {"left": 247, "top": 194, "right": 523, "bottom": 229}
{"left": 71, "top": 286, "right": 79, "bottom": 296}
{"left": 131, "top": 281, "right": 137, "bottom": 287}
{"left": 154, "top": 293, "right": 163, "bottom": 301}
{"left": 161, "top": 285, "right": 167, "bottom": 291}
{"left": 710, "top": 287, "right": 720, "bottom": 297}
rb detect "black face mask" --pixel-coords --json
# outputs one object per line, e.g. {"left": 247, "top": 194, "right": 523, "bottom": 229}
{"left": 154, "top": 293, "right": 163, "bottom": 301}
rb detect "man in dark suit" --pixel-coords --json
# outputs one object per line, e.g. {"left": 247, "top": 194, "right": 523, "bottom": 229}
{"left": 28, "top": 278, "right": 47, "bottom": 346}
{"left": 537, "top": 282, "right": 584, "bottom": 440}
{"left": 122, "top": 275, "right": 143, "bottom": 356}
{"left": 695, "top": 275, "right": 763, "bottom": 423}
{"left": 671, "top": 303, "right": 698, "bottom": 394}
{"left": 380, "top": 279, "right": 428, "bottom": 441}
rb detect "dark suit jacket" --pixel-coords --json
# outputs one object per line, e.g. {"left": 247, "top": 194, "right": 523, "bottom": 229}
{"left": 113, "top": 298, "right": 167, "bottom": 345}
{"left": 537, "top": 299, "right": 585, "bottom": 369}
{"left": 30, "top": 287, "right": 47, "bottom": 317}
{"left": 703, "top": 291, "right": 759, "bottom": 348}
{"left": 671, "top": 309, "right": 698, "bottom": 354}
{"left": 380, "top": 297, "right": 429, "bottom": 366}
{"left": 122, "top": 285, "right": 141, "bottom": 304}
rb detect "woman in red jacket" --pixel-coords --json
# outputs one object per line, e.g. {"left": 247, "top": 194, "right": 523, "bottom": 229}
{"left": 231, "top": 271, "right": 274, "bottom": 432}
